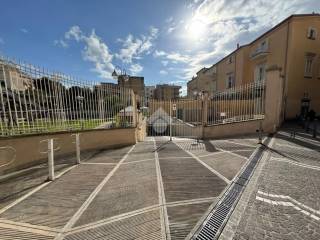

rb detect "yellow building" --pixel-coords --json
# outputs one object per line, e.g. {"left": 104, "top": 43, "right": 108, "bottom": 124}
{"left": 188, "top": 13, "right": 320, "bottom": 119}
{"left": 187, "top": 67, "right": 217, "bottom": 97}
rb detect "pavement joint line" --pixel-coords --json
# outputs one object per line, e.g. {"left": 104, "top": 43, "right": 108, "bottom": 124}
{"left": 165, "top": 197, "right": 217, "bottom": 208}
{"left": 158, "top": 156, "right": 194, "bottom": 159}
{"left": 54, "top": 144, "right": 136, "bottom": 240}
{"left": 0, "top": 218, "right": 61, "bottom": 236}
{"left": 0, "top": 164, "right": 77, "bottom": 215}
{"left": 66, "top": 204, "right": 160, "bottom": 235}
{"left": 153, "top": 137, "right": 171, "bottom": 240}
{"left": 255, "top": 195, "right": 320, "bottom": 221}
{"left": 81, "top": 162, "right": 117, "bottom": 165}
{"left": 173, "top": 141, "right": 230, "bottom": 184}
{"left": 215, "top": 147, "right": 249, "bottom": 161}
{"left": 222, "top": 139, "right": 257, "bottom": 148}
{"left": 257, "top": 190, "right": 320, "bottom": 216}
{"left": 270, "top": 157, "right": 320, "bottom": 170}
{"left": 121, "top": 158, "right": 155, "bottom": 165}
{"left": 198, "top": 149, "right": 253, "bottom": 158}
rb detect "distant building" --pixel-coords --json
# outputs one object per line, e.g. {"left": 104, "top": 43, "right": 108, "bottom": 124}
{"left": 154, "top": 84, "right": 181, "bottom": 100}
{"left": 118, "top": 75, "right": 145, "bottom": 97}
{"left": 145, "top": 85, "right": 155, "bottom": 99}
{"left": 187, "top": 67, "right": 217, "bottom": 97}
{"left": 187, "top": 13, "right": 320, "bottom": 119}
{"left": 0, "top": 62, "right": 33, "bottom": 91}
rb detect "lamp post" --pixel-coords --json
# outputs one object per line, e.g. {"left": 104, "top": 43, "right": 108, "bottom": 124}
{"left": 111, "top": 66, "right": 130, "bottom": 82}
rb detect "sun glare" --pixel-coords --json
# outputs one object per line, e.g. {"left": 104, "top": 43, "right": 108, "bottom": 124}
{"left": 186, "top": 19, "right": 207, "bottom": 40}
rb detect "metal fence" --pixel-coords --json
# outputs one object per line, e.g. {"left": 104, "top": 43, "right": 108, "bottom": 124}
{"left": 207, "top": 80, "right": 266, "bottom": 125}
{"left": 0, "top": 56, "right": 134, "bottom": 136}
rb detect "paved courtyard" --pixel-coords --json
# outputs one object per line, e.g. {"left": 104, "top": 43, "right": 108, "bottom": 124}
{"left": 0, "top": 136, "right": 258, "bottom": 240}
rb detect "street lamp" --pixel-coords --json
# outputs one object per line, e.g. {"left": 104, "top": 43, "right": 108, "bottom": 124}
{"left": 112, "top": 66, "right": 130, "bottom": 82}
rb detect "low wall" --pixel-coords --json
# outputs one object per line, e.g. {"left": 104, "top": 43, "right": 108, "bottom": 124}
{"left": 204, "top": 120, "right": 261, "bottom": 139}
{"left": 0, "top": 128, "right": 136, "bottom": 175}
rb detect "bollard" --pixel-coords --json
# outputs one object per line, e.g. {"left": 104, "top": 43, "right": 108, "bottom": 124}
{"left": 258, "top": 121, "right": 263, "bottom": 144}
{"left": 75, "top": 133, "right": 81, "bottom": 164}
{"left": 48, "top": 139, "right": 55, "bottom": 181}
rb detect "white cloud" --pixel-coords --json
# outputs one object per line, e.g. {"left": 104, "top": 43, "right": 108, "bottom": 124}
{"left": 65, "top": 26, "right": 83, "bottom": 41}
{"left": 20, "top": 28, "right": 28, "bottom": 34}
{"left": 54, "top": 39, "right": 68, "bottom": 48}
{"left": 153, "top": 50, "right": 166, "bottom": 57}
{"left": 64, "top": 26, "right": 114, "bottom": 79}
{"left": 129, "top": 63, "right": 143, "bottom": 75}
{"left": 116, "top": 26, "right": 159, "bottom": 63}
{"left": 161, "top": 60, "right": 169, "bottom": 66}
{"left": 159, "top": 70, "right": 168, "bottom": 75}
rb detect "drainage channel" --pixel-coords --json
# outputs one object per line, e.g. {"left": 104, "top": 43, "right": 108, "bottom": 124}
{"left": 192, "top": 137, "right": 271, "bottom": 240}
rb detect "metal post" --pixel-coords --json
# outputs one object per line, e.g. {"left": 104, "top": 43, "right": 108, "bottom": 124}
{"left": 75, "top": 133, "right": 81, "bottom": 164}
{"left": 169, "top": 100, "right": 172, "bottom": 141}
{"left": 48, "top": 138, "right": 55, "bottom": 181}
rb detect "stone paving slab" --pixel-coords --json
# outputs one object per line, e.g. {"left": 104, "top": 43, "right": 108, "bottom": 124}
{"left": 0, "top": 162, "right": 73, "bottom": 209}
{"left": 199, "top": 152, "right": 248, "bottom": 180}
{"left": 159, "top": 155, "right": 227, "bottom": 202}
{"left": 167, "top": 202, "right": 212, "bottom": 240}
{"left": 0, "top": 164, "right": 114, "bottom": 228}
{"left": 156, "top": 141, "right": 191, "bottom": 158}
{"left": 74, "top": 160, "right": 158, "bottom": 227}
{"left": 64, "top": 209, "right": 162, "bottom": 240}
{"left": 0, "top": 226, "right": 54, "bottom": 240}
{"left": 85, "top": 146, "right": 133, "bottom": 163}
{"left": 123, "top": 142, "right": 155, "bottom": 163}
{"left": 210, "top": 140, "right": 256, "bottom": 152}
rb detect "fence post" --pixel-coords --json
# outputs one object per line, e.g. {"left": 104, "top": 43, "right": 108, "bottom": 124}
{"left": 48, "top": 139, "right": 55, "bottom": 181}
{"left": 75, "top": 133, "right": 81, "bottom": 164}
{"left": 169, "top": 100, "right": 172, "bottom": 141}
{"left": 263, "top": 65, "right": 284, "bottom": 133}
{"left": 201, "top": 92, "right": 209, "bottom": 139}
{"left": 131, "top": 90, "right": 137, "bottom": 127}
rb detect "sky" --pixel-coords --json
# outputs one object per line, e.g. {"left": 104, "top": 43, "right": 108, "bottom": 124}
{"left": 0, "top": 0, "right": 319, "bottom": 94}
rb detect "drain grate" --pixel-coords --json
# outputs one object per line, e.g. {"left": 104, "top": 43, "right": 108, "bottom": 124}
{"left": 193, "top": 138, "right": 269, "bottom": 240}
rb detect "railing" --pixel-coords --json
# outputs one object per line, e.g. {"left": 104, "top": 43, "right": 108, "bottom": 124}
{"left": 0, "top": 56, "right": 133, "bottom": 136}
{"left": 207, "top": 80, "right": 266, "bottom": 125}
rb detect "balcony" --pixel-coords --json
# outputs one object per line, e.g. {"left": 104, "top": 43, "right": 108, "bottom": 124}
{"left": 250, "top": 45, "right": 269, "bottom": 59}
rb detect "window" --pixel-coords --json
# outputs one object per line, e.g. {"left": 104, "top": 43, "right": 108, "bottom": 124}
{"left": 254, "top": 64, "right": 266, "bottom": 82}
{"left": 307, "top": 27, "right": 317, "bottom": 40}
{"left": 226, "top": 74, "right": 235, "bottom": 89}
{"left": 228, "top": 56, "right": 233, "bottom": 64}
{"left": 304, "top": 53, "right": 316, "bottom": 77}
{"left": 260, "top": 39, "right": 268, "bottom": 51}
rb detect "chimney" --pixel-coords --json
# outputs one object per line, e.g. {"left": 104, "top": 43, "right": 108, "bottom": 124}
{"left": 237, "top": 43, "right": 240, "bottom": 49}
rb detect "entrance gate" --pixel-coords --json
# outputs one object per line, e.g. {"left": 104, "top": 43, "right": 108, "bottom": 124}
{"left": 145, "top": 98, "right": 203, "bottom": 139}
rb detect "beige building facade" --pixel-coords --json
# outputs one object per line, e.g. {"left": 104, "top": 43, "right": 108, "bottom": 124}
{"left": 154, "top": 84, "right": 181, "bottom": 100}
{"left": 188, "top": 14, "right": 320, "bottom": 119}
{"left": 118, "top": 76, "right": 145, "bottom": 97}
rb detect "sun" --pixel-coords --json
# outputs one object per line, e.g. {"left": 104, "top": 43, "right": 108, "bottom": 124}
{"left": 186, "top": 19, "right": 207, "bottom": 40}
